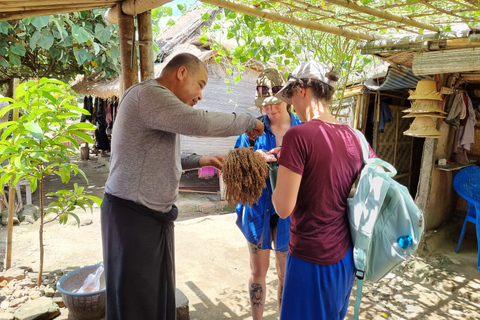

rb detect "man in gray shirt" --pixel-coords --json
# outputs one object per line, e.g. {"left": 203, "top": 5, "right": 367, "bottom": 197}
{"left": 101, "top": 52, "right": 264, "bottom": 320}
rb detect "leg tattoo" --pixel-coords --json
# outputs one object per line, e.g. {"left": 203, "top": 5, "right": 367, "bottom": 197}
{"left": 279, "top": 283, "right": 284, "bottom": 307}
{"left": 248, "top": 241, "right": 262, "bottom": 255}
{"left": 250, "top": 283, "right": 263, "bottom": 308}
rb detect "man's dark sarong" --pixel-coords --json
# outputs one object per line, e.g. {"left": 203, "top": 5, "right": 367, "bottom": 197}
{"left": 101, "top": 192, "right": 178, "bottom": 320}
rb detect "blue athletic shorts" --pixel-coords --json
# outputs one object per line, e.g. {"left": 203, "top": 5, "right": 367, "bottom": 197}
{"left": 280, "top": 246, "right": 355, "bottom": 320}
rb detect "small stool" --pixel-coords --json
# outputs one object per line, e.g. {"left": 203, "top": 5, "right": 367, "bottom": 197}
{"left": 17, "top": 179, "right": 32, "bottom": 206}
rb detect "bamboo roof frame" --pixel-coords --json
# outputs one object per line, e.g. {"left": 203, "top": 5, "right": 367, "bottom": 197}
{"left": 1, "top": 0, "right": 479, "bottom": 40}
{"left": 261, "top": 0, "right": 479, "bottom": 35}
{"left": 1, "top": 0, "right": 479, "bottom": 81}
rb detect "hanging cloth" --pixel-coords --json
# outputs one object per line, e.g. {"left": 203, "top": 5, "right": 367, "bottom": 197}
{"left": 445, "top": 92, "right": 467, "bottom": 126}
{"left": 106, "top": 99, "right": 113, "bottom": 129}
{"left": 370, "top": 101, "right": 393, "bottom": 132}
{"left": 459, "top": 93, "right": 476, "bottom": 151}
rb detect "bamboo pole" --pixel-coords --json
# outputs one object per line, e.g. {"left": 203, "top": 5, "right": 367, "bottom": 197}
{"left": 38, "top": 176, "right": 44, "bottom": 285}
{"left": 105, "top": 4, "right": 120, "bottom": 25}
{"left": 118, "top": 9, "right": 138, "bottom": 91}
{"left": 373, "top": 91, "right": 380, "bottom": 151}
{"left": 1, "top": 0, "right": 118, "bottom": 9}
{"left": 326, "top": 0, "right": 438, "bottom": 32}
{"left": 343, "top": 85, "right": 366, "bottom": 98}
{"left": 138, "top": 11, "right": 154, "bottom": 81}
{"left": 200, "top": 0, "right": 380, "bottom": 41}
{"left": 360, "top": 93, "right": 371, "bottom": 134}
{"left": 12, "top": 78, "right": 19, "bottom": 121}
{"left": 122, "top": 0, "right": 173, "bottom": 17}
{"left": 15, "top": 185, "right": 22, "bottom": 208}
{"left": 105, "top": 0, "right": 173, "bottom": 25}
{"left": 0, "top": 4, "right": 117, "bottom": 20}
{"left": 353, "top": 94, "right": 362, "bottom": 130}
{"left": 436, "top": 74, "right": 444, "bottom": 124}
{"left": 5, "top": 78, "right": 19, "bottom": 270}
{"left": 358, "top": 32, "right": 480, "bottom": 51}
{"left": 5, "top": 180, "right": 16, "bottom": 270}
{"left": 179, "top": 189, "right": 219, "bottom": 194}
{"left": 105, "top": 0, "right": 382, "bottom": 41}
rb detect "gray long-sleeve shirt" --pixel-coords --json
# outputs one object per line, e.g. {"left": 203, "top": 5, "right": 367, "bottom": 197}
{"left": 105, "top": 79, "right": 257, "bottom": 212}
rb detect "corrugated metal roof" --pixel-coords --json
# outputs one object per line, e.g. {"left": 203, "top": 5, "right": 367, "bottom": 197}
{"left": 364, "top": 66, "right": 430, "bottom": 91}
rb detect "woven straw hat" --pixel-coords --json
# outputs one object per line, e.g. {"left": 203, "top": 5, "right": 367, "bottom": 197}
{"left": 403, "top": 99, "right": 447, "bottom": 114}
{"left": 403, "top": 116, "right": 441, "bottom": 138}
{"left": 255, "top": 68, "right": 286, "bottom": 108}
{"left": 403, "top": 112, "right": 446, "bottom": 119}
{"left": 408, "top": 79, "right": 442, "bottom": 101}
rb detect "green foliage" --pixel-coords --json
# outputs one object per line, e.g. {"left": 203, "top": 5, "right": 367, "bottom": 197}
{"left": 151, "top": 6, "right": 178, "bottom": 56}
{"left": 201, "top": 4, "right": 373, "bottom": 103}
{"left": 0, "top": 10, "right": 121, "bottom": 84}
{"left": 46, "top": 183, "right": 102, "bottom": 225}
{"left": 0, "top": 78, "right": 101, "bottom": 224}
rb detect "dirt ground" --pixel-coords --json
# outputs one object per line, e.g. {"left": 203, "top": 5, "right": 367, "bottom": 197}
{"left": 1, "top": 154, "right": 480, "bottom": 320}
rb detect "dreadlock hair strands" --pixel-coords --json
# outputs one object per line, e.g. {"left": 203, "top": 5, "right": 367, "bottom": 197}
{"left": 222, "top": 147, "right": 269, "bottom": 206}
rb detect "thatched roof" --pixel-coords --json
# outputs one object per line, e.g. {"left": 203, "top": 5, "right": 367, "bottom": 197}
{"left": 71, "top": 6, "right": 262, "bottom": 97}
{"left": 71, "top": 75, "right": 120, "bottom": 100}
{"left": 70, "top": 41, "right": 231, "bottom": 98}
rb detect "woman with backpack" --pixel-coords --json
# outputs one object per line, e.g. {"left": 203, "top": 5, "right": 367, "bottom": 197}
{"left": 234, "top": 68, "right": 302, "bottom": 319}
{"left": 271, "top": 61, "right": 374, "bottom": 319}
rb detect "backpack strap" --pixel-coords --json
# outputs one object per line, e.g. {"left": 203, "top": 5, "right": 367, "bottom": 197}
{"left": 354, "top": 278, "right": 364, "bottom": 320}
{"left": 353, "top": 129, "right": 397, "bottom": 176}
{"left": 349, "top": 141, "right": 403, "bottom": 320}
{"left": 351, "top": 129, "right": 381, "bottom": 320}
{"left": 353, "top": 129, "right": 369, "bottom": 163}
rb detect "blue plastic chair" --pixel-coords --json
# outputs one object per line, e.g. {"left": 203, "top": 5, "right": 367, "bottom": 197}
{"left": 453, "top": 165, "right": 480, "bottom": 271}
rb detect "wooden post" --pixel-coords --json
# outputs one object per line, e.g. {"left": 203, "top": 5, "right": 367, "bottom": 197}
{"left": 138, "top": 11, "right": 154, "bottom": 81}
{"left": 360, "top": 93, "right": 371, "bottom": 134}
{"left": 219, "top": 171, "right": 226, "bottom": 200}
{"left": 5, "top": 78, "right": 19, "bottom": 270}
{"left": 15, "top": 185, "right": 22, "bottom": 208}
{"left": 416, "top": 138, "right": 438, "bottom": 252}
{"left": 118, "top": 9, "right": 138, "bottom": 91}
{"left": 353, "top": 94, "right": 362, "bottom": 130}
{"left": 373, "top": 91, "right": 380, "bottom": 151}
{"left": 436, "top": 74, "right": 444, "bottom": 124}
{"left": 12, "top": 79, "right": 19, "bottom": 120}
{"left": 6, "top": 180, "right": 15, "bottom": 269}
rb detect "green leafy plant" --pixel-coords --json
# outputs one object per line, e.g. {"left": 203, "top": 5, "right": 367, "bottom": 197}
{"left": 0, "top": 10, "right": 121, "bottom": 84}
{"left": 199, "top": 5, "right": 373, "bottom": 113}
{"left": 0, "top": 78, "right": 102, "bottom": 285}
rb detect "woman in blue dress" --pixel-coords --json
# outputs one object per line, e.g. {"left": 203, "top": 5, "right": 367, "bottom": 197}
{"left": 234, "top": 68, "right": 302, "bottom": 319}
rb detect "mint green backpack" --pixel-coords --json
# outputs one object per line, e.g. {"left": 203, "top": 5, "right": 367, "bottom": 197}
{"left": 348, "top": 130, "right": 424, "bottom": 320}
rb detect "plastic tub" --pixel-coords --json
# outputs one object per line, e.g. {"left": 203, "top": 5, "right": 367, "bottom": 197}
{"left": 57, "top": 264, "right": 106, "bottom": 320}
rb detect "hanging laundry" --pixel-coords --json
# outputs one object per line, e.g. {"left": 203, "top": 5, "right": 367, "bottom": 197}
{"left": 370, "top": 101, "right": 393, "bottom": 132}
{"left": 459, "top": 93, "right": 476, "bottom": 151}
{"left": 453, "top": 93, "right": 476, "bottom": 165}
{"left": 445, "top": 92, "right": 467, "bottom": 126}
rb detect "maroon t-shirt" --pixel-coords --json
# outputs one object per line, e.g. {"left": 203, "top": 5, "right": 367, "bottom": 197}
{"left": 278, "top": 119, "right": 366, "bottom": 265}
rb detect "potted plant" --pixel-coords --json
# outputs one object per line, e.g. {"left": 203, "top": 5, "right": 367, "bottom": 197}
{"left": 0, "top": 78, "right": 102, "bottom": 285}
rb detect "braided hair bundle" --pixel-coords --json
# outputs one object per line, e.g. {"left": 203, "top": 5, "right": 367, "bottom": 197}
{"left": 222, "top": 147, "right": 269, "bottom": 206}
